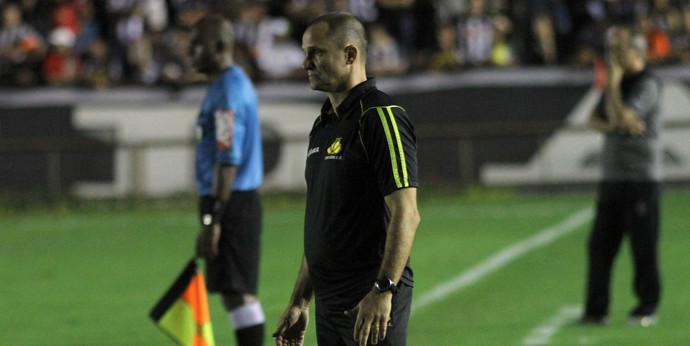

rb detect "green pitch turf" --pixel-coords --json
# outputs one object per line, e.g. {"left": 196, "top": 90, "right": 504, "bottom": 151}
{"left": 1, "top": 188, "right": 689, "bottom": 345}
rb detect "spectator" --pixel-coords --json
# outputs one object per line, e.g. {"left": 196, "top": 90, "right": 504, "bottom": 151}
{"left": 158, "top": 25, "right": 199, "bottom": 87}
{"left": 127, "top": 32, "right": 159, "bottom": 85}
{"left": 433, "top": 0, "right": 466, "bottom": 24}
{"left": 639, "top": 15, "right": 671, "bottom": 64}
{"left": 491, "top": 14, "right": 516, "bottom": 66}
{"left": 428, "top": 22, "right": 461, "bottom": 71}
{"left": 72, "top": 0, "right": 101, "bottom": 56}
{"left": 649, "top": 0, "right": 681, "bottom": 32}
{"left": 80, "top": 38, "right": 117, "bottom": 89}
{"left": 18, "top": 0, "right": 52, "bottom": 37}
{"left": 570, "top": 5, "right": 609, "bottom": 66}
{"left": 252, "top": 3, "right": 304, "bottom": 80}
{"left": 0, "top": 2, "right": 46, "bottom": 86}
{"left": 531, "top": 12, "right": 559, "bottom": 65}
{"left": 376, "top": 0, "right": 417, "bottom": 59}
{"left": 456, "top": 0, "right": 495, "bottom": 66}
{"left": 52, "top": 0, "right": 82, "bottom": 35}
{"left": 143, "top": 0, "right": 169, "bottom": 33}
{"left": 515, "top": 0, "right": 574, "bottom": 65}
{"left": 105, "top": 0, "right": 145, "bottom": 83}
{"left": 233, "top": 1, "right": 264, "bottom": 81}
{"left": 0, "top": 0, "right": 689, "bottom": 88}
{"left": 43, "top": 26, "right": 81, "bottom": 86}
{"left": 283, "top": 0, "right": 329, "bottom": 45}
{"left": 408, "top": 0, "right": 439, "bottom": 70}
{"left": 367, "top": 23, "right": 408, "bottom": 76}
{"left": 670, "top": 4, "right": 690, "bottom": 63}
{"left": 570, "top": 41, "right": 602, "bottom": 67}
{"left": 586, "top": 0, "right": 638, "bottom": 25}
{"left": 168, "top": 0, "right": 205, "bottom": 29}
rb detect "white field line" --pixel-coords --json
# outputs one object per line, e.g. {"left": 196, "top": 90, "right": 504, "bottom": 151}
{"left": 411, "top": 207, "right": 593, "bottom": 315}
{"left": 522, "top": 305, "right": 582, "bottom": 345}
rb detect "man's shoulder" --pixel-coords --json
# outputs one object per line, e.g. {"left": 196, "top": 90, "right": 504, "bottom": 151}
{"left": 358, "top": 88, "right": 399, "bottom": 114}
{"left": 215, "top": 67, "right": 257, "bottom": 104}
{"left": 218, "top": 66, "right": 254, "bottom": 88}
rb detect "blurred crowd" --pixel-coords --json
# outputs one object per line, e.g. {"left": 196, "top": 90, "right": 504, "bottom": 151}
{"left": 1, "top": 0, "right": 690, "bottom": 89}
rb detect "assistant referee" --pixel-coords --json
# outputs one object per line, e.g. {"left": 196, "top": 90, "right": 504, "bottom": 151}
{"left": 191, "top": 15, "right": 265, "bottom": 346}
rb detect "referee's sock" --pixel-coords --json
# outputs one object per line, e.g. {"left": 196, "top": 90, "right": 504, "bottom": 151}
{"left": 229, "top": 300, "right": 265, "bottom": 346}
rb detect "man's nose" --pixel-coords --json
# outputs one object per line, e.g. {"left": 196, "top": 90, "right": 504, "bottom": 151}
{"left": 303, "top": 58, "right": 314, "bottom": 71}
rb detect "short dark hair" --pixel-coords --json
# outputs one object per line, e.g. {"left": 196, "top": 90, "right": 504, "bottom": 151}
{"left": 194, "top": 14, "right": 234, "bottom": 51}
{"left": 309, "top": 12, "right": 368, "bottom": 58}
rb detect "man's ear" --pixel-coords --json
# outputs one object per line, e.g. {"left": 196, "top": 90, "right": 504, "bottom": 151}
{"left": 345, "top": 45, "right": 357, "bottom": 64}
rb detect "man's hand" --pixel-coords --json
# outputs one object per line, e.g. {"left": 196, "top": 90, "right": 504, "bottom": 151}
{"left": 273, "top": 305, "right": 309, "bottom": 346}
{"left": 344, "top": 290, "right": 393, "bottom": 346}
{"left": 618, "top": 112, "right": 646, "bottom": 135}
{"left": 196, "top": 224, "right": 221, "bottom": 260}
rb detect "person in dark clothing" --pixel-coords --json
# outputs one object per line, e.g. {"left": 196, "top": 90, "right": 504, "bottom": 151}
{"left": 272, "top": 12, "right": 421, "bottom": 346}
{"left": 582, "top": 25, "right": 663, "bottom": 327}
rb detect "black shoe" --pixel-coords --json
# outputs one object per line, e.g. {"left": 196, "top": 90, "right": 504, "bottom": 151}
{"left": 578, "top": 315, "right": 610, "bottom": 326}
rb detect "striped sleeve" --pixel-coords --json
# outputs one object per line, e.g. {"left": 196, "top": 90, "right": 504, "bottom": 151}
{"left": 361, "top": 104, "right": 418, "bottom": 195}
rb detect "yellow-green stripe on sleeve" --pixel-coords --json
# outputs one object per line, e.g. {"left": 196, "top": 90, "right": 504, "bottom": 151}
{"left": 376, "top": 106, "right": 409, "bottom": 188}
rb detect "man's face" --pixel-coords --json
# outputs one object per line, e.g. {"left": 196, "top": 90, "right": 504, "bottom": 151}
{"left": 301, "top": 23, "right": 350, "bottom": 93}
{"left": 189, "top": 29, "right": 220, "bottom": 75}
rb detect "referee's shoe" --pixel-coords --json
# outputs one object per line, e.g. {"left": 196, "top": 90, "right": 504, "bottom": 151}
{"left": 627, "top": 314, "right": 657, "bottom": 327}
{"left": 578, "top": 314, "right": 610, "bottom": 326}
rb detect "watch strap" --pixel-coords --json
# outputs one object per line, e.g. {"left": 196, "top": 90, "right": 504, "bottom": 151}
{"left": 375, "top": 277, "right": 399, "bottom": 295}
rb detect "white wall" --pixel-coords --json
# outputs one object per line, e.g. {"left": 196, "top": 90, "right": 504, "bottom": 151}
{"left": 72, "top": 101, "right": 318, "bottom": 197}
{"left": 481, "top": 81, "right": 690, "bottom": 185}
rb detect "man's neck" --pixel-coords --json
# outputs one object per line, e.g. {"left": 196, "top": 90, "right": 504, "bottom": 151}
{"left": 327, "top": 92, "right": 349, "bottom": 112}
{"left": 327, "top": 75, "right": 367, "bottom": 110}
{"left": 208, "top": 59, "right": 234, "bottom": 79}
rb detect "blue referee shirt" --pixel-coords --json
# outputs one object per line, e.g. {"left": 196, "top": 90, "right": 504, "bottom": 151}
{"left": 195, "top": 66, "right": 263, "bottom": 195}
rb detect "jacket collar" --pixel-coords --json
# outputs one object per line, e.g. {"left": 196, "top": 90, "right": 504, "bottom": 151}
{"left": 320, "top": 79, "right": 377, "bottom": 121}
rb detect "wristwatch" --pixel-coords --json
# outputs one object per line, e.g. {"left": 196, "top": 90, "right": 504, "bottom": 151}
{"left": 374, "top": 277, "right": 399, "bottom": 295}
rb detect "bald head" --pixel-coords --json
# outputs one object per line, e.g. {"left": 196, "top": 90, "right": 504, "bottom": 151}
{"left": 301, "top": 12, "right": 369, "bottom": 102}
{"left": 308, "top": 12, "right": 368, "bottom": 62}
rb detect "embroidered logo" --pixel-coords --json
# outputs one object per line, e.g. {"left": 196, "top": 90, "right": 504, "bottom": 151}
{"left": 307, "top": 147, "right": 320, "bottom": 157}
{"left": 327, "top": 137, "right": 343, "bottom": 155}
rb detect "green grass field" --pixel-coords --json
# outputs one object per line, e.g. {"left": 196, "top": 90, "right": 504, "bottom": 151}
{"left": 2, "top": 187, "right": 689, "bottom": 345}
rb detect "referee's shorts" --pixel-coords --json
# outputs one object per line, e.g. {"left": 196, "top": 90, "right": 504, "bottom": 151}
{"left": 205, "top": 190, "right": 262, "bottom": 295}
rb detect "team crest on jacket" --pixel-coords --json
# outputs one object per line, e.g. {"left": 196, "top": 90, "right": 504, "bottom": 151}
{"left": 327, "top": 137, "right": 343, "bottom": 155}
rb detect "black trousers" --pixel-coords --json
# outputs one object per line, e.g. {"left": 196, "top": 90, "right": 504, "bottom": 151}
{"left": 315, "top": 283, "right": 413, "bottom": 346}
{"left": 584, "top": 181, "right": 661, "bottom": 317}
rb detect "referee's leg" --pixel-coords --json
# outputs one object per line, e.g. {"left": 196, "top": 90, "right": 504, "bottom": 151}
{"left": 218, "top": 190, "right": 265, "bottom": 346}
